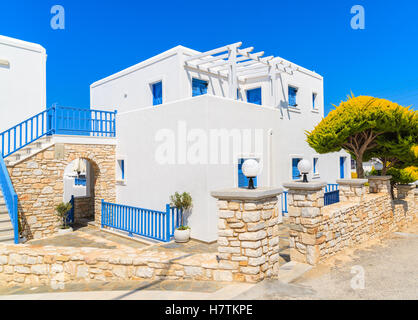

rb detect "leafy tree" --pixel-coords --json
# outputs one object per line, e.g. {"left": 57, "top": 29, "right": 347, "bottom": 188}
{"left": 306, "top": 95, "right": 417, "bottom": 178}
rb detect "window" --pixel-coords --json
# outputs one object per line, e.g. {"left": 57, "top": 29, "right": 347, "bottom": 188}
{"left": 246, "top": 87, "right": 262, "bottom": 105}
{"left": 192, "top": 78, "right": 208, "bottom": 97}
{"left": 152, "top": 81, "right": 163, "bottom": 106}
{"left": 313, "top": 157, "right": 319, "bottom": 175}
{"left": 340, "top": 157, "right": 346, "bottom": 179}
{"left": 292, "top": 158, "right": 302, "bottom": 180}
{"left": 312, "top": 93, "right": 317, "bottom": 109}
{"left": 74, "top": 177, "right": 87, "bottom": 186}
{"left": 238, "top": 158, "right": 258, "bottom": 188}
{"left": 117, "top": 158, "right": 126, "bottom": 183}
{"left": 288, "top": 86, "right": 298, "bottom": 107}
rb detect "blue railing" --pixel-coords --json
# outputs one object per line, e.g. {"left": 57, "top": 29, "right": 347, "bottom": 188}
{"left": 324, "top": 190, "right": 340, "bottom": 206}
{"left": 101, "top": 201, "right": 181, "bottom": 242}
{"left": 325, "top": 183, "right": 339, "bottom": 193}
{"left": 0, "top": 106, "right": 117, "bottom": 158}
{"left": 67, "top": 195, "right": 75, "bottom": 224}
{"left": 0, "top": 156, "right": 18, "bottom": 244}
{"left": 0, "top": 109, "right": 50, "bottom": 158}
{"left": 48, "top": 106, "right": 117, "bottom": 137}
{"left": 281, "top": 191, "right": 288, "bottom": 215}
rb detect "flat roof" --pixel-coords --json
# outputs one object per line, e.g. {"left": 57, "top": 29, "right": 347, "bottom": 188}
{"left": 0, "top": 35, "right": 46, "bottom": 54}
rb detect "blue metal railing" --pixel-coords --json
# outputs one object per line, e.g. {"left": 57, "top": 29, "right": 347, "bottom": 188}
{"left": 324, "top": 190, "right": 340, "bottom": 206}
{"left": 0, "top": 109, "right": 50, "bottom": 158}
{"left": 0, "top": 106, "right": 117, "bottom": 158}
{"left": 325, "top": 183, "right": 339, "bottom": 193}
{"left": 281, "top": 191, "right": 288, "bottom": 215}
{"left": 0, "top": 156, "right": 18, "bottom": 244}
{"left": 48, "top": 106, "right": 117, "bottom": 137}
{"left": 101, "top": 201, "right": 181, "bottom": 242}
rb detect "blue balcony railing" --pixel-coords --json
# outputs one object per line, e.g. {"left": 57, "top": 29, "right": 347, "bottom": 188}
{"left": 0, "top": 106, "right": 117, "bottom": 158}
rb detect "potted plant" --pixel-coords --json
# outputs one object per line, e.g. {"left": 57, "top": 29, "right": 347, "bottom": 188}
{"left": 55, "top": 201, "right": 73, "bottom": 234}
{"left": 170, "top": 192, "right": 192, "bottom": 243}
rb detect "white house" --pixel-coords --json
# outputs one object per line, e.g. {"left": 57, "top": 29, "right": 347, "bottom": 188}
{"left": 90, "top": 43, "right": 350, "bottom": 242}
{"left": 0, "top": 35, "right": 47, "bottom": 131}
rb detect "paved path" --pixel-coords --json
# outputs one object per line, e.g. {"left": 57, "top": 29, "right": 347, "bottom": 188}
{"left": 236, "top": 223, "right": 418, "bottom": 300}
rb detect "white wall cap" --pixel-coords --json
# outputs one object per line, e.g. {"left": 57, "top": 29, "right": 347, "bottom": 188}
{"left": 211, "top": 187, "right": 283, "bottom": 201}
{"left": 0, "top": 35, "right": 46, "bottom": 54}
{"left": 283, "top": 181, "right": 327, "bottom": 191}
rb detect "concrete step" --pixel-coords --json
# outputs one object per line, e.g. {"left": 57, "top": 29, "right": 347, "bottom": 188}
{"left": 0, "top": 225, "right": 14, "bottom": 234}
{"left": 0, "top": 234, "right": 15, "bottom": 244}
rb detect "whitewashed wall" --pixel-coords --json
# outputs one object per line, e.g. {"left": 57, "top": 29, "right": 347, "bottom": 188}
{"left": 0, "top": 35, "right": 47, "bottom": 132}
{"left": 114, "top": 95, "right": 349, "bottom": 242}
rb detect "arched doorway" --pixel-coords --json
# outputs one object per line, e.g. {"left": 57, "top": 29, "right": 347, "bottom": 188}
{"left": 63, "top": 158, "right": 98, "bottom": 227}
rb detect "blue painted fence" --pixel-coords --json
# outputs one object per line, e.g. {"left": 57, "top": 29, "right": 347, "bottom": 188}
{"left": 0, "top": 156, "right": 19, "bottom": 244}
{"left": 324, "top": 184, "right": 340, "bottom": 206}
{"left": 101, "top": 201, "right": 182, "bottom": 242}
{"left": 0, "top": 106, "right": 117, "bottom": 158}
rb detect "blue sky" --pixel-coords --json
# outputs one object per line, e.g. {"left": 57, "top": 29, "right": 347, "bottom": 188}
{"left": 1, "top": 0, "right": 417, "bottom": 114}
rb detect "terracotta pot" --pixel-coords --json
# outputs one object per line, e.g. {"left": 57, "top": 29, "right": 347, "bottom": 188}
{"left": 174, "top": 229, "right": 190, "bottom": 243}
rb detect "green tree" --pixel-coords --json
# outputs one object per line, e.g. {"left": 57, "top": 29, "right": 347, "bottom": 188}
{"left": 306, "top": 95, "right": 417, "bottom": 178}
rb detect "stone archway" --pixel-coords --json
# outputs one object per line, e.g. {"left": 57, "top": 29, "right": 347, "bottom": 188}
{"left": 9, "top": 142, "right": 116, "bottom": 240}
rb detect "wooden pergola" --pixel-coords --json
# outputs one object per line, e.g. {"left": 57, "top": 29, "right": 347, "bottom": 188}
{"left": 184, "top": 42, "right": 298, "bottom": 100}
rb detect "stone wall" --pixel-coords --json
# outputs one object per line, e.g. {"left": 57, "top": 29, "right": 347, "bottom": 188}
{"left": 211, "top": 188, "right": 282, "bottom": 283}
{"left": 284, "top": 180, "right": 417, "bottom": 265}
{"left": 73, "top": 196, "right": 94, "bottom": 222}
{"left": 8, "top": 143, "right": 116, "bottom": 240}
{"left": 0, "top": 243, "right": 219, "bottom": 288}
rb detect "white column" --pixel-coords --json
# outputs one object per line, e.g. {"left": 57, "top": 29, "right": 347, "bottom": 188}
{"left": 228, "top": 46, "right": 238, "bottom": 99}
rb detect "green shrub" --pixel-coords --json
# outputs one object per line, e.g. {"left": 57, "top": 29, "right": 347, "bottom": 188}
{"left": 170, "top": 192, "right": 192, "bottom": 229}
{"left": 55, "top": 202, "right": 72, "bottom": 229}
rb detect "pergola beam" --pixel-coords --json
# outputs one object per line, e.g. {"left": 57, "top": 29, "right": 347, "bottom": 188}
{"left": 184, "top": 42, "right": 242, "bottom": 62}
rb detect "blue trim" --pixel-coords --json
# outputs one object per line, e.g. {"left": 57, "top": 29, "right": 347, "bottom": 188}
{"left": 246, "top": 87, "right": 262, "bottom": 105}
{"left": 281, "top": 191, "right": 288, "bottom": 215}
{"left": 313, "top": 157, "right": 318, "bottom": 174}
{"left": 292, "top": 158, "right": 302, "bottom": 180}
{"left": 152, "top": 81, "right": 163, "bottom": 106}
{"left": 340, "top": 157, "right": 346, "bottom": 179}
{"left": 288, "top": 86, "right": 297, "bottom": 107}
{"left": 101, "top": 201, "right": 182, "bottom": 242}
{"left": 192, "top": 78, "right": 208, "bottom": 97}
{"left": 0, "top": 156, "right": 18, "bottom": 243}
{"left": 312, "top": 93, "right": 317, "bottom": 109}
{"left": 121, "top": 160, "right": 125, "bottom": 180}
{"left": 74, "top": 178, "right": 87, "bottom": 186}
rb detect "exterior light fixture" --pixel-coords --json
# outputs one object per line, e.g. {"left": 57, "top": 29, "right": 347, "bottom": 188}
{"left": 297, "top": 159, "right": 312, "bottom": 183}
{"left": 374, "top": 161, "right": 383, "bottom": 171}
{"left": 242, "top": 159, "right": 260, "bottom": 190}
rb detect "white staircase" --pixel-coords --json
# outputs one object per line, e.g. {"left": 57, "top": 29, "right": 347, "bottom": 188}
{"left": 4, "top": 135, "right": 53, "bottom": 167}
{"left": 0, "top": 196, "right": 15, "bottom": 244}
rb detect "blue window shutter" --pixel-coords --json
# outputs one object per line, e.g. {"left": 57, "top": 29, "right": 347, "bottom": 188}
{"left": 292, "top": 158, "right": 301, "bottom": 180}
{"left": 238, "top": 159, "right": 258, "bottom": 188}
{"left": 152, "top": 82, "right": 162, "bottom": 106}
{"left": 246, "top": 88, "right": 262, "bottom": 105}
{"left": 313, "top": 93, "right": 316, "bottom": 109}
{"left": 313, "top": 158, "right": 318, "bottom": 174}
{"left": 340, "top": 157, "right": 345, "bottom": 179}
{"left": 192, "top": 79, "right": 208, "bottom": 97}
{"left": 289, "top": 87, "right": 297, "bottom": 107}
{"left": 121, "top": 160, "right": 125, "bottom": 180}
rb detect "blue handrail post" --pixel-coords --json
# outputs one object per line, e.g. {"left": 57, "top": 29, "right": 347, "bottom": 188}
{"left": 165, "top": 204, "right": 171, "bottom": 242}
{"left": 113, "top": 109, "right": 117, "bottom": 138}
{"left": 13, "top": 194, "right": 18, "bottom": 244}
{"left": 101, "top": 199, "right": 105, "bottom": 228}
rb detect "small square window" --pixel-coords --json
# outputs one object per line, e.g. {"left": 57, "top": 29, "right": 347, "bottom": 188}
{"left": 246, "top": 88, "right": 262, "bottom": 105}
{"left": 313, "top": 157, "right": 319, "bottom": 175}
{"left": 288, "top": 86, "right": 298, "bottom": 107}
{"left": 312, "top": 93, "right": 317, "bottom": 109}
{"left": 292, "top": 158, "right": 302, "bottom": 180}
{"left": 151, "top": 81, "right": 163, "bottom": 106}
{"left": 117, "top": 159, "right": 126, "bottom": 183}
{"left": 192, "top": 78, "right": 208, "bottom": 97}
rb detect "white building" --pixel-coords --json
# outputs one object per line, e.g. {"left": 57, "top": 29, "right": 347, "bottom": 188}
{"left": 0, "top": 35, "right": 47, "bottom": 131}
{"left": 91, "top": 43, "right": 350, "bottom": 242}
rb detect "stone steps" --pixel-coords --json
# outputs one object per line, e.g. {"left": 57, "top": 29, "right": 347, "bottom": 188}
{"left": 0, "top": 193, "right": 16, "bottom": 244}
{"left": 4, "top": 136, "right": 53, "bottom": 167}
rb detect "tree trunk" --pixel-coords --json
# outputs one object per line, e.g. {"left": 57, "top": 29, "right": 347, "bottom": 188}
{"left": 356, "top": 157, "right": 365, "bottom": 178}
